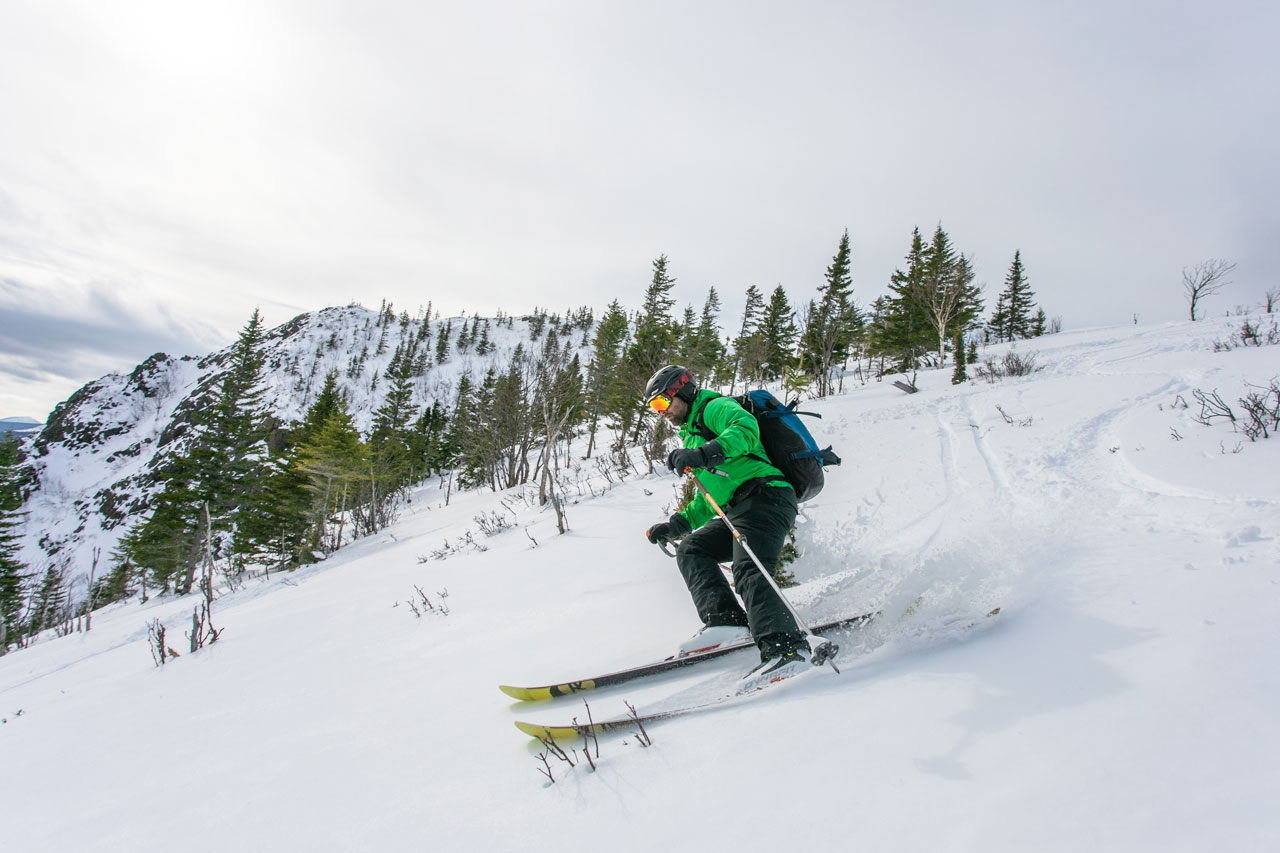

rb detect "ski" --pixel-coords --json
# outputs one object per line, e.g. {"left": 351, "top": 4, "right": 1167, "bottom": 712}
{"left": 513, "top": 606, "right": 1003, "bottom": 740}
{"left": 514, "top": 658, "right": 824, "bottom": 740}
{"left": 498, "top": 611, "right": 877, "bottom": 702}
{"left": 516, "top": 697, "right": 732, "bottom": 741}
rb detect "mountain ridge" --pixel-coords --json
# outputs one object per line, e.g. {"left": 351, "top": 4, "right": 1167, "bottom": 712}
{"left": 14, "top": 303, "right": 593, "bottom": 598}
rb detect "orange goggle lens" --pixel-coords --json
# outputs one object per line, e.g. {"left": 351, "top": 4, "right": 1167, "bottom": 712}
{"left": 648, "top": 393, "right": 673, "bottom": 413}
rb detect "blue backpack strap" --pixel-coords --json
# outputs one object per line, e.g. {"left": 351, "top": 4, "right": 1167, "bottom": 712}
{"left": 695, "top": 393, "right": 773, "bottom": 468}
{"left": 787, "top": 446, "right": 840, "bottom": 464}
{"left": 757, "top": 399, "right": 822, "bottom": 420}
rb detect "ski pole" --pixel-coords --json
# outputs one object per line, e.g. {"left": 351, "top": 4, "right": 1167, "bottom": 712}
{"left": 682, "top": 468, "right": 839, "bottom": 670}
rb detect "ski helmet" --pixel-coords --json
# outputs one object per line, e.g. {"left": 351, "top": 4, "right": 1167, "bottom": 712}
{"left": 644, "top": 365, "right": 698, "bottom": 406}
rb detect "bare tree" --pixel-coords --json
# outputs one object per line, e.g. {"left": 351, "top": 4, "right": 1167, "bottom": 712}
{"left": 1183, "top": 259, "right": 1236, "bottom": 321}
{"left": 81, "top": 547, "right": 102, "bottom": 632}
{"left": 537, "top": 396, "right": 577, "bottom": 535}
{"left": 905, "top": 260, "right": 974, "bottom": 366}
{"left": 1265, "top": 287, "right": 1279, "bottom": 314}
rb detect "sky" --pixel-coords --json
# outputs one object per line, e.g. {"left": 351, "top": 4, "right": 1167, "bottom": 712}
{"left": 2, "top": 0, "right": 1277, "bottom": 420}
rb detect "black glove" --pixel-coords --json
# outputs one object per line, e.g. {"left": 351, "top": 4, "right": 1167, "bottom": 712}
{"left": 666, "top": 441, "right": 726, "bottom": 474}
{"left": 646, "top": 513, "right": 692, "bottom": 545}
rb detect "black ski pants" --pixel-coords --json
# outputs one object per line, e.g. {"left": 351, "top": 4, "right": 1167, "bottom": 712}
{"left": 674, "top": 485, "right": 804, "bottom": 658}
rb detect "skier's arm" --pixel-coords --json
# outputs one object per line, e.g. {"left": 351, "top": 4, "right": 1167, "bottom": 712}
{"left": 679, "top": 491, "right": 714, "bottom": 530}
{"left": 700, "top": 398, "right": 762, "bottom": 460}
{"left": 673, "top": 400, "right": 758, "bottom": 530}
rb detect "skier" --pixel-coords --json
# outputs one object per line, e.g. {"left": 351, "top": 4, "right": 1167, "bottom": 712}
{"left": 643, "top": 365, "right": 811, "bottom": 680}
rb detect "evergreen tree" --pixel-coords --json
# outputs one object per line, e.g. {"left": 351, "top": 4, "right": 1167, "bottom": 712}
{"left": 233, "top": 373, "right": 335, "bottom": 572}
{"left": 442, "top": 374, "right": 476, "bottom": 471}
{"left": 295, "top": 372, "right": 344, "bottom": 445}
{"left": 999, "top": 250, "right": 1037, "bottom": 340}
{"left": 27, "top": 564, "right": 68, "bottom": 636}
{"left": 295, "top": 398, "right": 367, "bottom": 552}
{"left": 198, "top": 310, "right": 270, "bottom": 573}
{"left": 370, "top": 342, "right": 421, "bottom": 477}
{"left": 444, "top": 374, "right": 488, "bottom": 486}
{"left": 731, "top": 285, "right": 767, "bottom": 390}
{"left": 627, "top": 255, "right": 679, "bottom": 380}
{"left": 688, "top": 287, "right": 725, "bottom": 381}
{"left": 584, "top": 300, "right": 630, "bottom": 458}
{"left": 952, "top": 252, "right": 984, "bottom": 351}
{"left": 460, "top": 368, "right": 499, "bottom": 488}
{"left": 622, "top": 255, "right": 679, "bottom": 444}
{"left": 988, "top": 291, "right": 1010, "bottom": 343}
{"left": 676, "top": 305, "right": 700, "bottom": 375}
{"left": 208, "top": 308, "right": 269, "bottom": 488}
{"left": 418, "top": 302, "right": 432, "bottom": 342}
{"left": 875, "top": 225, "right": 981, "bottom": 371}
{"left": 409, "top": 401, "right": 449, "bottom": 479}
{"left": 436, "top": 320, "right": 452, "bottom": 363}
{"left": 234, "top": 445, "right": 312, "bottom": 570}
{"left": 0, "top": 437, "right": 30, "bottom": 650}
{"left": 375, "top": 319, "right": 390, "bottom": 355}
{"left": 678, "top": 305, "right": 697, "bottom": 341}
{"left": 488, "top": 353, "right": 533, "bottom": 489}
{"left": 913, "top": 226, "right": 983, "bottom": 365}
{"left": 759, "top": 285, "right": 798, "bottom": 382}
{"left": 951, "top": 331, "right": 968, "bottom": 384}
{"left": 128, "top": 309, "right": 271, "bottom": 591}
{"left": 874, "top": 229, "right": 934, "bottom": 372}
{"left": 92, "top": 551, "right": 139, "bottom": 607}
{"left": 801, "top": 230, "right": 862, "bottom": 396}
{"left": 363, "top": 336, "right": 425, "bottom": 528}
{"left": 130, "top": 453, "right": 203, "bottom": 593}
{"left": 233, "top": 363, "right": 348, "bottom": 572}
{"left": 862, "top": 295, "right": 895, "bottom": 375}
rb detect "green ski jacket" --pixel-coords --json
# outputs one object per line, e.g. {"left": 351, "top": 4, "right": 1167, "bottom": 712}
{"left": 676, "top": 389, "right": 792, "bottom": 529}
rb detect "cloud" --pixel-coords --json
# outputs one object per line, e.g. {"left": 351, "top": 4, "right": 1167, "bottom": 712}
{"left": 1, "top": 277, "right": 218, "bottom": 363}
{"left": 0, "top": 0, "right": 1277, "bottom": 419}
{"left": 0, "top": 276, "right": 227, "bottom": 415}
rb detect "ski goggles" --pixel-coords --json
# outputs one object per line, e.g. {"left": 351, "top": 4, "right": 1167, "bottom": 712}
{"left": 647, "top": 392, "right": 674, "bottom": 413}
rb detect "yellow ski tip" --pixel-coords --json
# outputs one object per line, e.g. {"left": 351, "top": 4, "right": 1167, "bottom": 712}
{"left": 515, "top": 720, "right": 581, "bottom": 740}
{"left": 500, "top": 679, "right": 598, "bottom": 701}
{"left": 499, "top": 685, "right": 554, "bottom": 701}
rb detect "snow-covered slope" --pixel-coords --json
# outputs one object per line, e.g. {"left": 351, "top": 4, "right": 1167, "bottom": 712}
{"left": 15, "top": 304, "right": 589, "bottom": 593}
{"left": 2, "top": 315, "right": 1277, "bottom": 851}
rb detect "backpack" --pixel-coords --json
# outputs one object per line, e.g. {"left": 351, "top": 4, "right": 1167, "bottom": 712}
{"left": 692, "top": 389, "right": 841, "bottom": 502}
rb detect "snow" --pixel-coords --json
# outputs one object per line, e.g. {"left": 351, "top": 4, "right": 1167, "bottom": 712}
{"left": 3, "top": 315, "right": 1278, "bottom": 851}
{"left": 16, "top": 304, "right": 593, "bottom": 599}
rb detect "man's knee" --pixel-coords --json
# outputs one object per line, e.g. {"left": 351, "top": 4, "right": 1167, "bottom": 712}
{"left": 676, "top": 522, "right": 726, "bottom": 560}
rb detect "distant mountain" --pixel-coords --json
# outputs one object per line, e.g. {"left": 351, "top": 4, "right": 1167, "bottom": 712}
{"left": 0, "top": 417, "right": 43, "bottom": 437}
{"left": 14, "top": 304, "right": 594, "bottom": 600}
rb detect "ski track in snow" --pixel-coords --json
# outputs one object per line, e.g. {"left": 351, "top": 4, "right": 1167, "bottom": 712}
{"left": 3, "top": 315, "right": 1280, "bottom": 851}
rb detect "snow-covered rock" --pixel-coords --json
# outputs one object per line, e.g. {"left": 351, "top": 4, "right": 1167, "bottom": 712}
{"left": 15, "top": 304, "right": 592, "bottom": 596}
